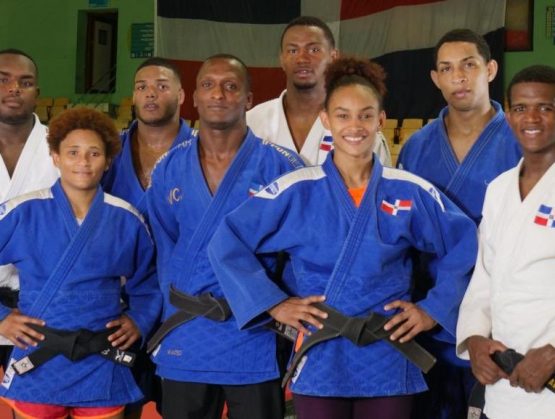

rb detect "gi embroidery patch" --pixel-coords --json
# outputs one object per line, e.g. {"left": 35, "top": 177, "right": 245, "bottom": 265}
{"left": 319, "top": 135, "right": 333, "bottom": 152}
{"left": 264, "top": 181, "right": 279, "bottom": 195}
{"left": 2, "top": 358, "right": 16, "bottom": 388}
{"left": 381, "top": 199, "right": 412, "bottom": 215}
{"left": 248, "top": 184, "right": 264, "bottom": 197}
{"left": 534, "top": 204, "right": 555, "bottom": 227}
{"left": 168, "top": 188, "right": 182, "bottom": 205}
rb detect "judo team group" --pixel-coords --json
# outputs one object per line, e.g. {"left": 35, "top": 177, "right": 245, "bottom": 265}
{"left": 0, "top": 15, "right": 553, "bottom": 419}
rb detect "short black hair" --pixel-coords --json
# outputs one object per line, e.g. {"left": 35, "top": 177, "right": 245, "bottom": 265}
{"left": 135, "top": 57, "right": 182, "bottom": 83}
{"left": 0, "top": 48, "right": 39, "bottom": 79}
{"left": 202, "top": 53, "right": 252, "bottom": 91}
{"left": 433, "top": 29, "right": 491, "bottom": 67}
{"left": 507, "top": 64, "right": 555, "bottom": 107}
{"left": 280, "top": 16, "right": 335, "bottom": 50}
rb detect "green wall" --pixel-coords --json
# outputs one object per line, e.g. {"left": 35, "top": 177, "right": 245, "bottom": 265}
{"left": 505, "top": 0, "right": 555, "bottom": 88}
{"left": 0, "top": 0, "right": 154, "bottom": 105}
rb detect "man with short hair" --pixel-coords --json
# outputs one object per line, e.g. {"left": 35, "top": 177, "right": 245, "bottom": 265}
{"left": 147, "top": 54, "right": 304, "bottom": 419}
{"left": 102, "top": 57, "right": 191, "bottom": 215}
{"left": 102, "top": 57, "right": 191, "bottom": 418}
{"left": 457, "top": 64, "right": 555, "bottom": 418}
{"left": 0, "top": 48, "right": 58, "bottom": 368}
{"left": 247, "top": 16, "right": 391, "bottom": 166}
{"left": 397, "top": 29, "right": 522, "bottom": 419}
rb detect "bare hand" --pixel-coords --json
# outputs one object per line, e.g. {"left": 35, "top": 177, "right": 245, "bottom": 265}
{"left": 0, "top": 309, "right": 45, "bottom": 349}
{"left": 268, "top": 295, "right": 327, "bottom": 335}
{"left": 510, "top": 345, "right": 555, "bottom": 393}
{"left": 106, "top": 315, "right": 141, "bottom": 350}
{"left": 383, "top": 300, "right": 437, "bottom": 343}
{"left": 466, "top": 335, "right": 508, "bottom": 385}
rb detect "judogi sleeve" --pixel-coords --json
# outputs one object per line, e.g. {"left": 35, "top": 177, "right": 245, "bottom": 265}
{"left": 208, "top": 182, "right": 301, "bottom": 330}
{"left": 408, "top": 187, "right": 478, "bottom": 340}
{"left": 456, "top": 190, "right": 495, "bottom": 359}
{"left": 0, "top": 202, "right": 25, "bottom": 320}
{"left": 123, "top": 223, "right": 161, "bottom": 344}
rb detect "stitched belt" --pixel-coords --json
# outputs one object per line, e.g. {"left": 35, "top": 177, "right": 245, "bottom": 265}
{"left": 12, "top": 324, "right": 136, "bottom": 375}
{"left": 147, "top": 285, "right": 231, "bottom": 353}
{"left": 0, "top": 287, "right": 18, "bottom": 309}
{"left": 282, "top": 302, "right": 437, "bottom": 387}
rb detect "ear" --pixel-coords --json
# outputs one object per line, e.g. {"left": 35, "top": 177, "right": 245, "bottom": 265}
{"left": 430, "top": 70, "right": 440, "bottom": 89}
{"left": 51, "top": 151, "right": 60, "bottom": 168}
{"left": 178, "top": 88, "right": 185, "bottom": 106}
{"left": 330, "top": 48, "right": 339, "bottom": 61}
{"left": 245, "top": 91, "right": 253, "bottom": 111}
{"left": 378, "top": 110, "right": 386, "bottom": 129}
{"left": 192, "top": 90, "right": 198, "bottom": 108}
{"left": 486, "top": 59, "right": 498, "bottom": 83}
{"left": 320, "top": 109, "right": 331, "bottom": 130}
{"left": 104, "top": 158, "right": 112, "bottom": 172}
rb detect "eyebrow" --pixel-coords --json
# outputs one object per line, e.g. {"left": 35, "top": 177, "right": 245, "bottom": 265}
{"left": 438, "top": 56, "right": 477, "bottom": 65}
{"left": 0, "top": 70, "right": 35, "bottom": 79}
{"left": 333, "top": 105, "right": 376, "bottom": 112}
{"left": 134, "top": 78, "right": 170, "bottom": 84}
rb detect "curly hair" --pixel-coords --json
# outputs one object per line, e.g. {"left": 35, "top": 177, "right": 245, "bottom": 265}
{"left": 48, "top": 108, "right": 121, "bottom": 160}
{"left": 324, "top": 57, "right": 387, "bottom": 110}
{"left": 507, "top": 65, "right": 555, "bottom": 107}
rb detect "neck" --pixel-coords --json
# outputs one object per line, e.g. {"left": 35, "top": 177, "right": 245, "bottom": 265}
{"left": 0, "top": 116, "right": 35, "bottom": 145}
{"left": 444, "top": 100, "right": 495, "bottom": 135}
{"left": 136, "top": 119, "right": 180, "bottom": 148}
{"left": 198, "top": 121, "right": 247, "bottom": 157}
{"left": 61, "top": 182, "right": 98, "bottom": 220}
{"left": 284, "top": 83, "right": 325, "bottom": 115}
{"left": 333, "top": 152, "right": 373, "bottom": 189}
{"left": 521, "top": 150, "right": 555, "bottom": 180}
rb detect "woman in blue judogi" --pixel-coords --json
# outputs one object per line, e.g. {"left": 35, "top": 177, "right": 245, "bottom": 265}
{"left": 209, "top": 57, "right": 478, "bottom": 419}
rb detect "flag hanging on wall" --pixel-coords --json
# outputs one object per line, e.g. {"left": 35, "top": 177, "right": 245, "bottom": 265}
{"left": 156, "top": 0, "right": 506, "bottom": 120}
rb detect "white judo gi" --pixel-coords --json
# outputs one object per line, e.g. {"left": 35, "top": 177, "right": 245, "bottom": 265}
{"left": 247, "top": 90, "right": 391, "bottom": 166}
{"left": 457, "top": 159, "right": 555, "bottom": 418}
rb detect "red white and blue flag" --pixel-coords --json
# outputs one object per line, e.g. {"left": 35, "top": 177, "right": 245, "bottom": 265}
{"left": 534, "top": 204, "right": 555, "bottom": 228}
{"left": 320, "top": 135, "right": 333, "bottom": 152}
{"left": 381, "top": 199, "right": 413, "bottom": 216}
{"left": 156, "top": 0, "right": 506, "bottom": 121}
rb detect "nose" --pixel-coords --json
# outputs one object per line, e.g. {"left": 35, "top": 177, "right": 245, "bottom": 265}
{"left": 145, "top": 85, "right": 157, "bottom": 98}
{"left": 452, "top": 66, "right": 467, "bottom": 84}
{"left": 7, "top": 80, "right": 21, "bottom": 94}
{"left": 210, "top": 84, "right": 225, "bottom": 100}
{"left": 524, "top": 107, "right": 541, "bottom": 122}
{"left": 296, "top": 48, "right": 310, "bottom": 63}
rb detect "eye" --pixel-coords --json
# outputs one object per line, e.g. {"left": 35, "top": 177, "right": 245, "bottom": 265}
{"left": 68, "top": 150, "right": 78, "bottom": 156}
{"left": 21, "top": 80, "right": 35, "bottom": 88}
{"left": 360, "top": 113, "right": 373, "bottom": 120}
{"left": 439, "top": 66, "right": 451, "bottom": 73}
{"left": 511, "top": 105, "right": 525, "bottom": 113}
{"left": 135, "top": 84, "right": 145, "bottom": 91}
{"left": 158, "top": 84, "right": 169, "bottom": 91}
{"left": 336, "top": 113, "right": 348, "bottom": 120}
{"left": 200, "top": 80, "right": 213, "bottom": 89}
{"left": 287, "top": 48, "right": 297, "bottom": 55}
{"left": 464, "top": 62, "right": 476, "bottom": 69}
{"left": 540, "top": 105, "right": 554, "bottom": 112}
{"left": 224, "top": 82, "right": 238, "bottom": 91}
{"left": 0, "top": 78, "right": 8, "bottom": 85}
{"left": 309, "top": 47, "right": 321, "bottom": 53}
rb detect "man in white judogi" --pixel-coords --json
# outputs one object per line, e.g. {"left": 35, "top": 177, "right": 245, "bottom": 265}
{"left": 0, "top": 49, "right": 58, "bottom": 365}
{"left": 457, "top": 65, "right": 555, "bottom": 419}
{"left": 247, "top": 16, "right": 391, "bottom": 166}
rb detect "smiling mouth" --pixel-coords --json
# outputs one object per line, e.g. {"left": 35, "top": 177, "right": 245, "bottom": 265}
{"left": 343, "top": 135, "right": 366, "bottom": 144}
{"left": 523, "top": 128, "right": 541, "bottom": 135}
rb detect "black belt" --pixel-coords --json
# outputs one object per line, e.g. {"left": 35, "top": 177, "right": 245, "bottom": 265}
{"left": 468, "top": 348, "right": 555, "bottom": 417}
{"left": 0, "top": 287, "right": 19, "bottom": 309}
{"left": 282, "top": 302, "right": 437, "bottom": 387}
{"left": 12, "top": 324, "right": 136, "bottom": 375}
{"left": 147, "top": 285, "right": 231, "bottom": 353}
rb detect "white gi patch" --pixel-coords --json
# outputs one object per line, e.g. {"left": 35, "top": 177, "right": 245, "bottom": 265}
{"left": 291, "top": 355, "right": 307, "bottom": 384}
{"left": 2, "top": 358, "right": 16, "bottom": 388}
